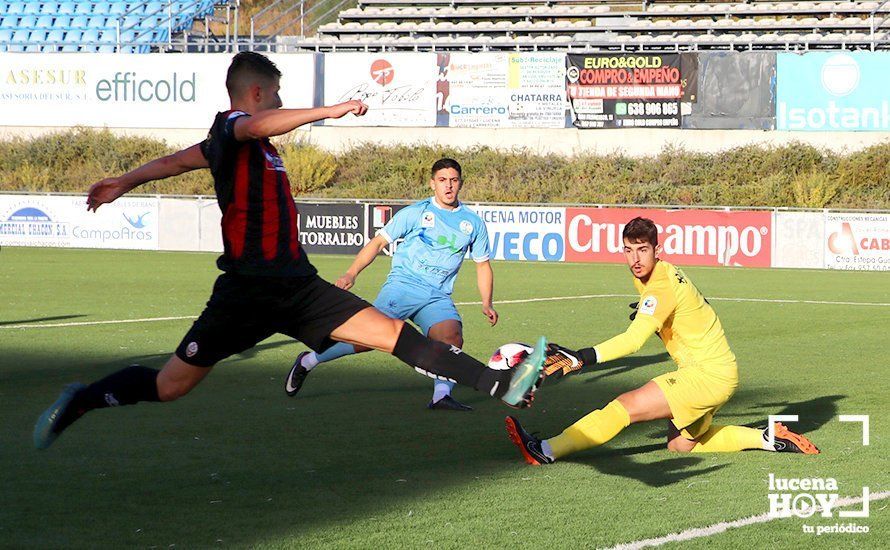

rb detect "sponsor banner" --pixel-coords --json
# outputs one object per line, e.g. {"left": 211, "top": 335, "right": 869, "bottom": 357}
{"left": 296, "top": 202, "right": 365, "bottom": 255}
{"left": 777, "top": 52, "right": 890, "bottom": 131}
{"left": 773, "top": 211, "right": 824, "bottom": 269}
{"left": 365, "top": 203, "right": 410, "bottom": 255}
{"left": 439, "top": 52, "right": 567, "bottom": 128}
{"left": 0, "top": 194, "right": 158, "bottom": 249}
{"left": 566, "top": 53, "right": 695, "bottom": 129}
{"left": 824, "top": 213, "right": 890, "bottom": 271}
{"left": 472, "top": 204, "right": 565, "bottom": 261}
{"left": 0, "top": 53, "right": 314, "bottom": 129}
{"left": 564, "top": 208, "right": 771, "bottom": 267}
{"left": 324, "top": 53, "right": 437, "bottom": 127}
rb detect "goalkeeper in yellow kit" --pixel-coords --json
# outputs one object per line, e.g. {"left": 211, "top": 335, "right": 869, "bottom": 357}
{"left": 506, "top": 217, "right": 819, "bottom": 464}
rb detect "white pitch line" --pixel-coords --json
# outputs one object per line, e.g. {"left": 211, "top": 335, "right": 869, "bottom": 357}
{"left": 0, "top": 315, "right": 197, "bottom": 330}
{"left": 605, "top": 490, "right": 890, "bottom": 550}
{"left": 3, "top": 293, "right": 889, "bottom": 331}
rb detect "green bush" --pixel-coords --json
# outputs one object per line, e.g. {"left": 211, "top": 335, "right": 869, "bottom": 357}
{"left": 0, "top": 128, "right": 887, "bottom": 209}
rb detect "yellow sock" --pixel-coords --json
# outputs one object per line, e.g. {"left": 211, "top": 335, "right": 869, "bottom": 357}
{"left": 546, "top": 400, "right": 630, "bottom": 459}
{"left": 690, "top": 425, "right": 764, "bottom": 452}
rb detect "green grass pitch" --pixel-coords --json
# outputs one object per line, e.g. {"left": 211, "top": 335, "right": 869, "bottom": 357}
{"left": 1, "top": 247, "right": 887, "bottom": 548}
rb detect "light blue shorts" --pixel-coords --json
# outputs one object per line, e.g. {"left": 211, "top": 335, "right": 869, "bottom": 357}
{"left": 373, "top": 279, "right": 461, "bottom": 336}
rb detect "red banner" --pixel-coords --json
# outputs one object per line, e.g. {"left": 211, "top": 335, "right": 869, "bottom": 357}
{"left": 564, "top": 208, "right": 772, "bottom": 267}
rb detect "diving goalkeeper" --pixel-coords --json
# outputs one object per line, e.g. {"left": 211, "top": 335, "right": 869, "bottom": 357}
{"left": 506, "top": 216, "right": 819, "bottom": 464}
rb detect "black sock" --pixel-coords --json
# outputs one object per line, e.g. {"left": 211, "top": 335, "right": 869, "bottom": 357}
{"left": 391, "top": 324, "right": 511, "bottom": 398}
{"left": 73, "top": 365, "right": 161, "bottom": 412}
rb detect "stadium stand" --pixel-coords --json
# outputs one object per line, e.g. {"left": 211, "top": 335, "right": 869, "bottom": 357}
{"left": 271, "top": 0, "right": 890, "bottom": 52}
{"left": 0, "top": 0, "right": 232, "bottom": 52}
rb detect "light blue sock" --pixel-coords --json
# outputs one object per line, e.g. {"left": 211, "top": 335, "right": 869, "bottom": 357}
{"left": 314, "top": 342, "right": 357, "bottom": 365}
{"left": 432, "top": 380, "right": 454, "bottom": 403}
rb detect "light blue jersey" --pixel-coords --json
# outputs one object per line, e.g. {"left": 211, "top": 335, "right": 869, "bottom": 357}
{"left": 379, "top": 197, "right": 490, "bottom": 296}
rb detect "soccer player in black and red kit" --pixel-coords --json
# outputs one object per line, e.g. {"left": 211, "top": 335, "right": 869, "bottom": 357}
{"left": 34, "top": 52, "right": 547, "bottom": 449}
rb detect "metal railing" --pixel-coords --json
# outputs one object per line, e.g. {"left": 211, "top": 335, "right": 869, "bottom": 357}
{"left": 250, "top": 0, "right": 353, "bottom": 51}
{"left": 869, "top": 0, "right": 890, "bottom": 50}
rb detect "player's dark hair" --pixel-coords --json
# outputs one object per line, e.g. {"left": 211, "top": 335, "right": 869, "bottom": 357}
{"left": 225, "top": 52, "right": 281, "bottom": 98}
{"left": 623, "top": 217, "right": 658, "bottom": 247}
{"left": 431, "top": 158, "right": 462, "bottom": 179}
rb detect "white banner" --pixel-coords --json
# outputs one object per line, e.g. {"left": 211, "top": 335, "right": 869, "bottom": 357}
{"left": 323, "top": 53, "right": 437, "bottom": 127}
{"left": 824, "top": 212, "right": 890, "bottom": 271}
{"left": 0, "top": 53, "right": 315, "bottom": 129}
{"left": 471, "top": 204, "right": 565, "bottom": 262}
{"left": 0, "top": 194, "right": 159, "bottom": 249}
{"left": 443, "top": 52, "right": 567, "bottom": 128}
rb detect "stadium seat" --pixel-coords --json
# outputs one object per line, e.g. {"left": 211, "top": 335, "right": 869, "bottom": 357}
{"left": 40, "top": 2, "right": 59, "bottom": 15}
{"left": 74, "top": 2, "right": 92, "bottom": 15}
{"left": 53, "top": 15, "right": 71, "bottom": 28}
{"left": 35, "top": 15, "right": 53, "bottom": 28}
{"left": 91, "top": 3, "right": 111, "bottom": 15}
{"left": 10, "top": 28, "right": 28, "bottom": 51}
{"left": 109, "top": 3, "right": 128, "bottom": 16}
{"left": 58, "top": 2, "right": 76, "bottom": 15}
{"left": 7, "top": 2, "right": 24, "bottom": 14}
{"left": 1, "top": 15, "right": 17, "bottom": 27}
{"left": 87, "top": 16, "right": 106, "bottom": 29}
{"left": 22, "top": 2, "right": 39, "bottom": 15}
{"left": 69, "top": 15, "right": 87, "bottom": 28}
{"left": 17, "top": 15, "right": 35, "bottom": 28}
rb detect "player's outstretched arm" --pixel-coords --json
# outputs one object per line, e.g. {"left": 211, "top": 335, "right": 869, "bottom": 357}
{"left": 233, "top": 100, "right": 368, "bottom": 141}
{"left": 335, "top": 234, "right": 389, "bottom": 290}
{"left": 475, "top": 260, "right": 498, "bottom": 326}
{"left": 543, "top": 316, "right": 660, "bottom": 380}
{"left": 86, "top": 143, "right": 208, "bottom": 211}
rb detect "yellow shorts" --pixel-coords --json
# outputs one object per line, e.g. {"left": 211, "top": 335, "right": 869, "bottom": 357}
{"left": 652, "top": 364, "right": 738, "bottom": 440}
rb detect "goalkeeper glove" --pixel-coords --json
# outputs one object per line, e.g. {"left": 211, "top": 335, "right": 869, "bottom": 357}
{"left": 543, "top": 343, "right": 598, "bottom": 379}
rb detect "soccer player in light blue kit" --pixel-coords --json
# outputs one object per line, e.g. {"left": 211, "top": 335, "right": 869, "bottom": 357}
{"left": 285, "top": 158, "right": 497, "bottom": 410}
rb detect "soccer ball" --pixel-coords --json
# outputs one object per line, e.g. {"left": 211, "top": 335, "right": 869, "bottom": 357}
{"left": 488, "top": 342, "right": 534, "bottom": 370}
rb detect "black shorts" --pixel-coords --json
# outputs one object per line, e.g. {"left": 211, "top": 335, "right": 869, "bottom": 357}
{"left": 175, "top": 272, "right": 371, "bottom": 367}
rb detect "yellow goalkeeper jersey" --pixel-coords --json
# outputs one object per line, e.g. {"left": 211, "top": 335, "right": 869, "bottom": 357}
{"left": 595, "top": 260, "right": 736, "bottom": 370}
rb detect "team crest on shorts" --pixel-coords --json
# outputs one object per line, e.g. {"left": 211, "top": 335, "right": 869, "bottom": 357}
{"left": 422, "top": 212, "right": 436, "bottom": 227}
{"left": 460, "top": 220, "right": 473, "bottom": 235}
{"left": 186, "top": 341, "right": 199, "bottom": 358}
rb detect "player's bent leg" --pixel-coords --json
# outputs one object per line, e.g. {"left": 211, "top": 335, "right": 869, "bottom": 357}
{"left": 425, "top": 319, "right": 471, "bottom": 411}
{"left": 616, "top": 381, "right": 674, "bottom": 423}
{"left": 330, "top": 307, "right": 542, "bottom": 406}
{"left": 156, "top": 355, "right": 212, "bottom": 402}
{"left": 666, "top": 421, "right": 698, "bottom": 453}
{"left": 34, "top": 361, "right": 172, "bottom": 450}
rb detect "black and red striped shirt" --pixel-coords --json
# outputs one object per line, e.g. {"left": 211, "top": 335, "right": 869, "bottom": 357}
{"left": 201, "top": 110, "right": 315, "bottom": 277}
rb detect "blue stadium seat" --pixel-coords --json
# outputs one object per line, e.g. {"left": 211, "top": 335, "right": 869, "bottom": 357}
{"left": 122, "top": 15, "right": 140, "bottom": 29}
{"left": 145, "top": 2, "right": 164, "bottom": 15}
{"left": 23, "top": 2, "right": 39, "bottom": 15}
{"left": 46, "top": 28, "right": 64, "bottom": 43}
{"left": 26, "top": 29, "right": 46, "bottom": 51}
{"left": 10, "top": 28, "right": 28, "bottom": 51}
{"left": 53, "top": 14, "right": 71, "bottom": 27}
{"left": 91, "top": 3, "right": 111, "bottom": 15}
{"left": 109, "top": 3, "right": 127, "bottom": 16}
{"left": 74, "top": 2, "right": 92, "bottom": 15}
{"left": 40, "top": 2, "right": 60, "bottom": 15}
{"left": 57, "top": 2, "right": 76, "bottom": 15}
{"left": 7, "top": 2, "right": 24, "bottom": 15}
{"left": 0, "top": 28, "right": 12, "bottom": 45}
{"left": 0, "top": 3, "right": 6, "bottom": 16}
{"left": 87, "top": 15, "right": 106, "bottom": 28}
{"left": 0, "top": 15, "right": 17, "bottom": 27}
{"left": 17, "top": 14, "right": 35, "bottom": 28}
{"left": 70, "top": 15, "right": 87, "bottom": 28}
{"left": 36, "top": 14, "right": 53, "bottom": 28}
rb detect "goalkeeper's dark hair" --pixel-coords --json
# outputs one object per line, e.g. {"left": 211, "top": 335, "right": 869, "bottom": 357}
{"left": 226, "top": 52, "right": 281, "bottom": 99}
{"left": 623, "top": 217, "right": 658, "bottom": 247}
{"left": 431, "top": 158, "right": 462, "bottom": 179}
